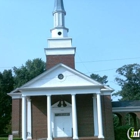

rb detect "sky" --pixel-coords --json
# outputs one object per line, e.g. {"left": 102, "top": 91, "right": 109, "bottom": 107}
{"left": 0, "top": 0, "right": 140, "bottom": 101}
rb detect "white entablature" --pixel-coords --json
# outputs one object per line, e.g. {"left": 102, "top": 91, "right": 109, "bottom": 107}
{"left": 8, "top": 63, "right": 113, "bottom": 98}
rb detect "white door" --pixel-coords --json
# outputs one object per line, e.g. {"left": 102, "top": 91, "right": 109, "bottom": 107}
{"left": 54, "top": 113, "right": 72, "bottom": 137}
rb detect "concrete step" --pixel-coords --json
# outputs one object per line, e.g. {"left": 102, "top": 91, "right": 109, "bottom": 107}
{"left": 32, "top": 137, "right": 103, "bottom": 140}
{"left": 53, "top": 138, "right": 72, "bottom": 140}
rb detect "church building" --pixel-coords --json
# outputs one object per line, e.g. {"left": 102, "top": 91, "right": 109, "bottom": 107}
{"left": 8, "top": 0, "right": 115, "bottom": 140}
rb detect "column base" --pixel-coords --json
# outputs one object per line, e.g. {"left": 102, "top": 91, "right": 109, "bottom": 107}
{"left": 47, "top": 138, "right": 52, "bottom": 140}
{"left": 27, "top": 136, "right": 32, "bottom": 139}
{"left": 73, "top": 136, "right": 79, "bottom": 140}
{"left": 98, "top": 135, "right": 104, "bottom": 138}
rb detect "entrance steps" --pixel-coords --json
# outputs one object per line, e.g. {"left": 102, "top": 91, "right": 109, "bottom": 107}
{"left": 53, "top": 137, "right": 103, "bottom": 140}
{"left": 32, "top": 137, "right": 103, "bottom": 140}
{"left": 53, "top": 138, "right": 72, "bottom": 140}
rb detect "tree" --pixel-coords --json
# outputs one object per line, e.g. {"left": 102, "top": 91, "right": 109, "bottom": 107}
{"left": 0, "top": 70, "right": 14, "bottom": 135}
{"left": 90, "top": 73, "right": 108, "bottom": 84}
{"left": 113, "top": 63, "right": 140, "bottom": 101}
{"left": 0, "top": 58, "right": 46, "bottom": 135}
{"left": 13, "top": 58, "right": 46, "bottom": 88}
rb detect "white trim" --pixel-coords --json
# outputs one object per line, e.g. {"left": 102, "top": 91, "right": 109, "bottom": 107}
{"left": 20, "top": 86, "right": 101, "bottom": 96}
{"left": 27, "top": 97, "right": 32, "bottom": 139}
{"left": 8, "top": 93, "right": 21, "bottom": 99}
{"left": 22, "top": 95, "right": 27, "bottom": 140}
{"left": 72, "top": 94, "right": 78, "bottom": 139}
{"left": 101, "top": 85, "right": 114, "bottom": 92}
{"left": 112, "top": 106, "right": 140, "bottom": 112}
{"left": 48, "top": 38, "right": 72, "bottom": 41}
{"left": 47, "top": 38, "right": 72, "bottom": 48}
{"left": 97, "top": 94, "right": 104, "bottom": 138}
{"left": 51, "top": 101, "right": 72, "bottom": 138}
{"left": 47, "top": 95, "right": 52, "bottom": 140}
{"left": 9, "top": 63, "right": 105, "bottom": 94}
{"left": 101, "top": 91, "right": 112, "bottom": 96}
{"left": 45, "top": 47, "right": 76, "bottom": 55}
{"left": 93, "top": 95, "right": 98, "bottom": 136}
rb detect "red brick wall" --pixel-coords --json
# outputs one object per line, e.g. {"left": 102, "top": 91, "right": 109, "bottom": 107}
{"left": 76, "top": 94, "right": 94, "bottom": 137}
{"left": 102, "top": 95, "right": 115, "bottom": 140}
{"left": 46, "top": 55, "right": 75, "bottom": 69}
{"left": 31, "top": 96, "right": 47, "bottom": 139}
{"left": 12, "top": 94, "right": 114, "bottom": 140}
{"left": 12, "top": 99, "right": 22, "bottom": 137}
{"left": 114, "top": 112, "right": 140, "bottom": 129}
{"left": 31, "top": 95, "right": 72, "bottom": 139}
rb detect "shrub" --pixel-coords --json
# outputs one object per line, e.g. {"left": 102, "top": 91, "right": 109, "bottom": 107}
{"left": 114, "top": 125, "right": 130, "bottom": 140}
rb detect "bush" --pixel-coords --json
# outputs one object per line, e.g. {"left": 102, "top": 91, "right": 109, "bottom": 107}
{"left": 114, "top": 125, "right": 130, "bottom": 140}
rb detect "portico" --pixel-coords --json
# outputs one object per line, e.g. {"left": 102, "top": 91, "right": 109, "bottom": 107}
{"left": 21, "top": 93, "right": 104, "bottom": 140}
{"left": 18, "top": 64, "right": 112, "bottom": 140}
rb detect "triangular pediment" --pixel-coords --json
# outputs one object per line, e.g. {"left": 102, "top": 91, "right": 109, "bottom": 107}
{"left": 18, "top": 63, "right": 103, "bottom": 89}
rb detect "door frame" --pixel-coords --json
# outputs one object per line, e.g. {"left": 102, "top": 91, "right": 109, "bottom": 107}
{"left": 51, "top": 101, "right": 72, "bottom": 138}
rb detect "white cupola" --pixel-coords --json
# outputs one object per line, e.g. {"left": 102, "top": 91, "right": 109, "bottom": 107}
{"left": 51, "top": 0, "right": 69, "bottom": 38}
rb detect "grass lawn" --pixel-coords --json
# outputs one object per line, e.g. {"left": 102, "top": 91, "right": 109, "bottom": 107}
{"left": 0, "top": 138, "right": 22, "bottom": 140}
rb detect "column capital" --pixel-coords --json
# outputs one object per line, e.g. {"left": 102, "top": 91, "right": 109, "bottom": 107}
{"left": 22, "top": 95, "right": 26, "bottom": 98}
{"left": 71, "top": 93, "right": 76, "bottom": 96}
{"left": 27, "top": 96, "right": 31, "bottom": 101}
{"left": 46, "top": 94, "right": 51, "bottom": 97}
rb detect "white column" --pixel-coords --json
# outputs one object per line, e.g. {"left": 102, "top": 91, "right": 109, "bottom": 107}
{"left": 97, "top": 93, "right": 104, "bottom": 138}
{"left": 93, "top": 95, "right": 98, "bottom": 136}
{"left": 47, "top": 95, "right": 52, "bottom": 140}
{"left": 22, "top": 95, "right": 27, "bottom": 140}
{"left": 72, "top": 94, "right": 78, "bottom": 139}
{"left": 27, "top": 97, "right": 32, "bottom": 139}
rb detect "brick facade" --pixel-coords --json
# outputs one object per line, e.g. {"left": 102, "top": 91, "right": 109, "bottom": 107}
{"left": 102, "top": 95, "right": 115, "bottom": 140}
{"left": 46, "top": 55, "right": 75, "bottom": 70}
{"left": 31, "top": 96, "right": 47, "bottom": 139}
{"left": 76, "top": 94, "right": 94, "bottom": 137}
{"left": 114, "top": 111, "right": 140, "bottom": 129}
{"left": 12, "top": 99, "right": 22, "bottom": 137}
{"left": 12, "top": 94, "right": 114, "bottom": 140}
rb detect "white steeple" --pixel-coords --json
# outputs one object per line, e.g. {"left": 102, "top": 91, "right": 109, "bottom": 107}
{"left": 45, "top": 0, "right": 76, "bottom": 69}
{"left": 51, "top": 0, "right": 69, "bottom": 38}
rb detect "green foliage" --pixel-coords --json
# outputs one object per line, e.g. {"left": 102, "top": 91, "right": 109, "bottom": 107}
{"left": 3, "top": 121, "right": 11, "bottom": 134}
{"left": 0, "top": 58, "right": 45, "bottom": 135}
{"left": 90, "top": 73, "right": 108, "bottom": 84}
{"left": 113, "top": 63, "right": 140, "bottom": 101}
{"left": 13, "top": 58, "right": 46, "bottom": 88}
{"left": 0, "top": 70, "right": 13, "bottom": 134}
{"left": 114, "top": 125, "right": 130, "bottom": 140}
{"left": 113, "top": 114, "right": 120, "bottom": 127}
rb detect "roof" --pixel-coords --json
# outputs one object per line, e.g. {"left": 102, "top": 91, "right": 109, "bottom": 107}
{"left": 8, "top": 63, "right": 114, "bottom": 97}
{"left": 112, "top": 101, "right": 140, "bottom": 112}
{"left": 112, "top": 101, "right": 140, "bottom": 107}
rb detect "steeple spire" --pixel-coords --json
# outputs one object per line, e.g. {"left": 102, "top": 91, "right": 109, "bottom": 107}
{"left": 53, "top": 0, "right": 66, "bottom": 14}
{"left": 51, "top": 0, "right": 68, "bottom": 38}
